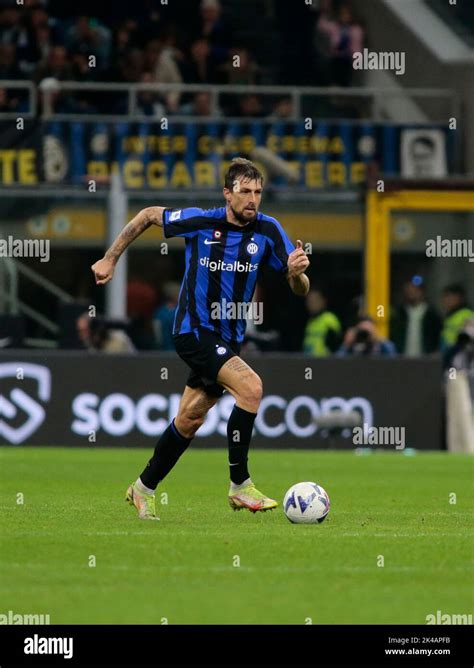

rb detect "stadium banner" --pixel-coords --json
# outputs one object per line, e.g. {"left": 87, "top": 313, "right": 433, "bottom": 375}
{"left": 0, "top": 353, "right": 442, "bottom": 449}
{"left": 0, "top": 119, "right": 453, "bottom": 189}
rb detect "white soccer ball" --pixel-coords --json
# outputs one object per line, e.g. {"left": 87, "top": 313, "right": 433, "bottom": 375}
{"left": 283, "top": 482, "right": 330, "bottom": 524}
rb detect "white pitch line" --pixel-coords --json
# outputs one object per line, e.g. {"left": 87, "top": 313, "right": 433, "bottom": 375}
{"left": 0, "top": 530, "right": 160, "bottom": 537}
{"left": 83, "top": 531, "right": 156, "bottom": 536}
{"left": 95, "top": 564, "right": 471, "bottom": 574}
{"left": 2, "top": 529, "right": 473, "bottom": 538}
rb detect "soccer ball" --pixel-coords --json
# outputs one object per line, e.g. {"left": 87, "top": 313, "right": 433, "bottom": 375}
{"left": 283, "top": 482, "right": 330, "bottom": 524}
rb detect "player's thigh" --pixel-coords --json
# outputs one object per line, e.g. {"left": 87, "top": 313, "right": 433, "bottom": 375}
{"left": 216, "top": 356, "right": 263, "bottom": 407}
{"left": 176, "top": 384, "right": 219, "bottom": 420}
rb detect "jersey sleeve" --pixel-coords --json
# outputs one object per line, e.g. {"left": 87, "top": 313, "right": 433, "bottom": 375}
{"left": 162, "top": 207, "right": 205, "bottom": 238}
{"left": 265, "top": 218, "right": 296, "bottom": 274}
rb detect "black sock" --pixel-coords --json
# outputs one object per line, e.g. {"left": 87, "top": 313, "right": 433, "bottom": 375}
{"left": 139, "top": 419, "right": 192, "bottom": 490}
{"left": 227, "top": 404, "right": 256, "bottom": 485}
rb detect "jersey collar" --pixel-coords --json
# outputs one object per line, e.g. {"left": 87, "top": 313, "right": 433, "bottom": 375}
{"left": 219, "top": 208, "right": 258, "bottom": 233}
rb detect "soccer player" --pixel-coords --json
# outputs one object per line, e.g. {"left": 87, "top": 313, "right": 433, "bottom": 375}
{"left": 91, "top": 158, "right": 310, "bottom": 520}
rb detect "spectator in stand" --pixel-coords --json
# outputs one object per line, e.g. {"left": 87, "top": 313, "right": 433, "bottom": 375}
{"left": 144, "top": 38, "right": 183, "bottom": 112}
{"left": 195, "top": 0, "right": 231, "bottom": 64}
{"left": 0, "top": 42, "right": 26, "bottom": 116}
{"left": 61, "top": 52, "right": 99, "bottom": 114}
{"left": 34, "top": 44, "right": 73, "bottom": 113}
{"left": 137, "top": 70, "right": 166, "bottom": 118}
{"left": 179, "top": 91, "right": 222, "bottom": 117}
{"left": 267, "top": 96, "right": 295, "bottom": 120}
{"left": 127, "top": 279, "right": 158, "bottom": 350}
{"left": 65, "top": 49, "right": 102, "bottom": 114}
{"left": 0, "top": 43, "right": 22, "bottom": 79}
{"left": 441, "top": 284, "right": 474, "bottom": 350}
{"left": 76, "top": 312, "right": 135, "bottom": 353}
{"left": 0, "top": 3, "right": 22, "bottom": 45}
{"left": 220, "top": 47, "right": 260, "bottom": 86}
{"left": 153, "top": 282, "right": 180, "bottom": 351}
{"left": 70, "top": 50, "right": 98, "bottom": 83}
{"left": 118, "top": 47, "right": 145, "bottom": 83}
{"left": 179, "top": 37, "right": 219, "bottom": 85}
{"left": 337, "top": 315, "right": 396, "bottom": 357}
{"left": 110, "top": 21, "right": 134, "bottom": 69}
{"left": 132, "top": 3, "right": 165, "bottom": 45}
{"left": 317, "top": 2, "right": 364, "bottom": 86}
{"left": 0, "top": 85, "right": 19, "bottom": 111}
{"left": 303, "top": 289, "right": 342, "bottom": 357}
{"left": 29, "top": 22, "right": 52, "bottom": 73}
{"left": 34, "top": 44, "right": 72, "bottom": 83}
{"left": 235, "top": 94, "right": 266, "bottom": 118}
{"left": 312, "top": 0, "right": 334, "bottom": 85}
{"left": 390, "top": 276, "right": 442, "bottom": 355}
{"left": 13, "top": 6, "right": 62, "bottom": 77}
{"left": 65, "top": 15, "right": 111, "bottom": 72}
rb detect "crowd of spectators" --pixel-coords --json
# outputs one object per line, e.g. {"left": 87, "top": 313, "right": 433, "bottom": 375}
{"left": 302, "top": 279, "right": 474, "bottom": 359}
{"left": 0, "top": 0, "right": 366, "bottom": 117}
{"left": 69, "top": 275, "right": 473, "bottom": 360}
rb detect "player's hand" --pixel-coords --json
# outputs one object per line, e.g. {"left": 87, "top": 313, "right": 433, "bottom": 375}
{"left": 91, "top": 258, "right": 115, "bottom": 285}
{"left": 287, "top": 240, "right": 309, "bottom": 278}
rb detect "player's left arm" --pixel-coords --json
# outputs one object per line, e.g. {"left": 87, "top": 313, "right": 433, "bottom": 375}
{"left": 287, "top": 240, "right": 310, "bottom": 296}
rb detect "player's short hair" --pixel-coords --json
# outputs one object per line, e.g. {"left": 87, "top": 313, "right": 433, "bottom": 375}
{"left": 224, "top": 157, "right": 263, "bottom": 190}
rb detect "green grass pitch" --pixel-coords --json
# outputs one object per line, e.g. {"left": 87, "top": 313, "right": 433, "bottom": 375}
{"left": 0, "top": 447, "right": 472, "bottom": 625}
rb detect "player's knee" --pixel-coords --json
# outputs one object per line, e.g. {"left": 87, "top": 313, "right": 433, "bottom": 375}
{"left": 177, "top": 411, "right": 205, "bottom": 437}
{"left": 239, "top": 374, "right": 263, "bottom": 411}
{"left": 251, "top": 376, "right": 263, "bottom": 407}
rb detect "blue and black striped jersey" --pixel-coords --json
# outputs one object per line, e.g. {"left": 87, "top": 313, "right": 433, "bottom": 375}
{"left": 163, "top": 206, "right": 295, "bottom": 343}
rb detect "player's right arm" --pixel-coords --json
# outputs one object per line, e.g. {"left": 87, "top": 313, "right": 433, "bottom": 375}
{"left": 91, "top": 206, "right": 164, "bottom": 285}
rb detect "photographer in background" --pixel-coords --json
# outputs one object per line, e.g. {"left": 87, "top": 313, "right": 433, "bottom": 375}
{"left": 337, "top": 315, "right": 396, "bottom": 357}
{"left": 76, "top": 312, "right": 135, "bottom": 354}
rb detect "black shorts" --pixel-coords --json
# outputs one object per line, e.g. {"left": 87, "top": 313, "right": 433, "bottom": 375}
{"left": 173, "top": 328, "right": 241, "bottom": 398}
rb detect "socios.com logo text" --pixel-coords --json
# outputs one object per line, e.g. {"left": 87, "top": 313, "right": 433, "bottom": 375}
{"left": 71, "top": 392, "right": 373, "bottom": 439}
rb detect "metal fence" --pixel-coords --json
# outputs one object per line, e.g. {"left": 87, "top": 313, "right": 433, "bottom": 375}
{"left": 0, "top": 80, "right": 459, "bottom": 124}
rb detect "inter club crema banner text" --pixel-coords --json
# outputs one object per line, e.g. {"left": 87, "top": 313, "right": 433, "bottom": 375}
{"left": 0, "top": 120, "right": 452, "bottom": 189}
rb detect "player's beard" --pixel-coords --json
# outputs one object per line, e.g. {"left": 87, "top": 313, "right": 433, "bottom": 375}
{"left": 230, "top": 204, "right": 257, "bottom": 225}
